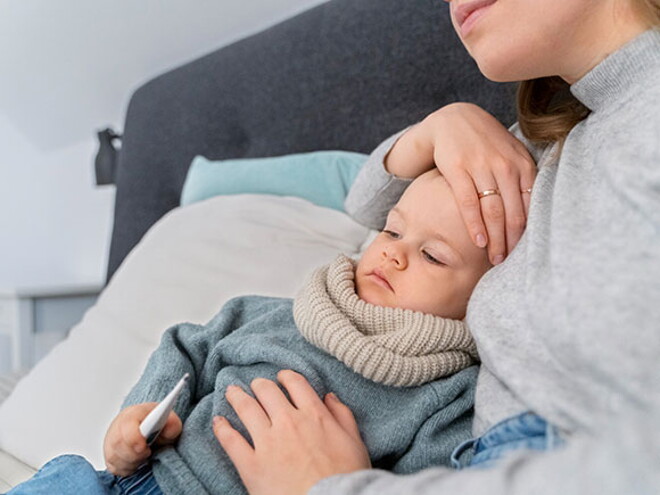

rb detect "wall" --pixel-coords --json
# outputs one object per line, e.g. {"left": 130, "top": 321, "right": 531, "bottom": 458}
{"left": 0, "top": 0, "right": 326, "bottom": 289}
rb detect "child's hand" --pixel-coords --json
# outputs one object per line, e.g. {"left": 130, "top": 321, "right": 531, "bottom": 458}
{"left": 103, "top": 403, "right": 182, "bottom": 476}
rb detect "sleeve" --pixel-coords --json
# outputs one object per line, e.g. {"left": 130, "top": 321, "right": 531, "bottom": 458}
{"left": 121, "top": 322, "right": 210, "bottom": 422}
{"left": 344, "top": 128, "right": 414, "bottom": 230}
{"left": 310, "top": 403, "right": 660, "bottom": 495}
{"left": 121, "top": 299, "right": 244, "bottom": 421}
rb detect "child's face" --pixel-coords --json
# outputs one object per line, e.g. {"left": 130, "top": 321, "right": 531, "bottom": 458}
{"left": 355, "top": 170, "right": 491, "bottom": 319}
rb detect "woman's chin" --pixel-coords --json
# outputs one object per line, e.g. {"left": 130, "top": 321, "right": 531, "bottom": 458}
{"left": 476, "top": 59, "right": 523, "bottom": 83}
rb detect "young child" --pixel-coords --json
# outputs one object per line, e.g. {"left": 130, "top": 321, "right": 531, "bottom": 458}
{"left": 8, "top": 169, "right": 491, "bottom": 495}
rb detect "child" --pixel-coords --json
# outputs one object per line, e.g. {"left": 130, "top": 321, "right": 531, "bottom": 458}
{"left": 8, "top": 169, "right": 492, "bottom": 495}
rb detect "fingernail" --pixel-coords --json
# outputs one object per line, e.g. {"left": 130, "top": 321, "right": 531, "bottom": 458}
{"left": 213, "top": 416, "right": 223, "bottom": 427}
{"left": 476, "top": 233, "right": 487, "bottom": 248}
{"left": 326, "top": 392, "right": 338, "bottom": 402}
{"left": 493, "top": 254, "right": 505, "bottom": 265}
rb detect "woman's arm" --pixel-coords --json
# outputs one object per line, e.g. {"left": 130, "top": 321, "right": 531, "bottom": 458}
{"left": 213, "top": 371, "right": 660, "bottom": 495}
{"left": 346, "top": 103, "right": 537, "bottom": 265}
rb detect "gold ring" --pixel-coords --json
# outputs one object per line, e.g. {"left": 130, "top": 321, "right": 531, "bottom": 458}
{"left": 522, "top": 188, "right": 532, "bottom": 194}
{"left": 477, "top": 189, "right": 500, "bottom": 199}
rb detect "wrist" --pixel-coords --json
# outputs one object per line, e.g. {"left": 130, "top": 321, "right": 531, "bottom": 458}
{"left": 384, "top": 122, "right": 435, "bottom": 179}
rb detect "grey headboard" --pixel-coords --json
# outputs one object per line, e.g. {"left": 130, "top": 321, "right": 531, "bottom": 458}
{"left": 105, "top": 0, "right": 517, "bottom": 282}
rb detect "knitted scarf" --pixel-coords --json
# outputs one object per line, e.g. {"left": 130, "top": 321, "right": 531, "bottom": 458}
{"left": 293, "top": 255, "right": 479, "bottom": 387}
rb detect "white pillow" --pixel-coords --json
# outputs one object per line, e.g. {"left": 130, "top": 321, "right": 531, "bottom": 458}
{"left": 0, "top": 195, "right": 370, "bottom": 469}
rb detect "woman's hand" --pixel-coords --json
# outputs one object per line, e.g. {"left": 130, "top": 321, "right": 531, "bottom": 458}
{"left": 103, "top": 403, "right": 182, "bottom": 477}
{"left": 213, "top": 370, "right": 371, "bottom": 495}
{"left": 385, "top": 102, "right": 537, "bottom": 265}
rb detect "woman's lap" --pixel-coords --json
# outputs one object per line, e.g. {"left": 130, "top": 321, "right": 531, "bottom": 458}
{"left": 451, "top": 411, "right": 564, "bottom": 469}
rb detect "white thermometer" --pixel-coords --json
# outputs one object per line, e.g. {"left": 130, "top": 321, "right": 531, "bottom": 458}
{"left": 139, "top": 373, "right": 189, "bottom": 445}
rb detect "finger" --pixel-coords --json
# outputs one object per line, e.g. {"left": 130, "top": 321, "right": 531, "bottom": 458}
{"left": 497, "top": 170, "right": 527, "bottom": 254}
{"left": 520, "top": 179, "right": 534, "bottom": 221}
{"left": 107, "top": 438, "right": 148, "bottom": 477}
{"left": 480, "top": 193, "right": 507, "bottom": 265}
{"left": 156, "top": 412, "right": 183, "bottom": 445}
{"left": 110, "top": 458, "right": 141, "bottom": 478}
{"left": 250, "top": 377, "right": 299, "bottom": 421}
{"left": 119, "top": 412, "right": 149, "bottom": 456}
{"left": 324, "top": 393, "right": 361, "bottom": 442}
{"left": 517, "top": 151, "right": 536, "bottom": 218}
{"left": 277, "top": 370, "right": 326, "bottom": 412}
{"left": 225, "top": 385, "right": 271, "bottom": 437}
{"left": 442, "top": 169, "right": 488, "bottom": 248}
{"left": 472, "top": 168, "right": 507, "bottom": 264}
{"left": 213, "top": 416, "right": 255, "bottom": 472}
{"left": 517, "top": 149, "right": 537, "bottom": 192}
{"left": 107, "top": 460, "right": 133, "bottom": 478}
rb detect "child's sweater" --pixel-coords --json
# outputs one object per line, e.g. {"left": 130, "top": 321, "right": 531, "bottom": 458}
{"left": 123, "top": 256, "right": 478, "bottom": 495}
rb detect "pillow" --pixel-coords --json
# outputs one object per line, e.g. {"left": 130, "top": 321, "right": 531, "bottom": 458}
{"left": 0, "top": 195, "right": 370, "bottom": 469}
{"left": 180, "top": 151, "right": 367, "bottom": 211}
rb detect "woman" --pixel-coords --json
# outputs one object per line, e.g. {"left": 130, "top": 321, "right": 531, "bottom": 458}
{"left": 212, "top": 0, "right": 660, "bottom": 493}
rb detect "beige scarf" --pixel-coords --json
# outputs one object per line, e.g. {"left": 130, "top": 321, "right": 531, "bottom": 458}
{"left": 293, "top": 255, "right": 479, "bottom": 387}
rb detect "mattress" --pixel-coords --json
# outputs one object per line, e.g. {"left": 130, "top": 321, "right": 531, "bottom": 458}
{"left": 0, "top": 450, "right": 36, "bottom": 491}
{"left": 1, "top": 372, "right": 35, "bottom": 490}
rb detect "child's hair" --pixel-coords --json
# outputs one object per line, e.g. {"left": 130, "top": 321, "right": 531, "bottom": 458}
{"left": 517, "top": 0, "right": 660, "bottom": 144}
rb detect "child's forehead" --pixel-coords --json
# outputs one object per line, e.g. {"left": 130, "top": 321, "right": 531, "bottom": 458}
{"left": 394, "top": 175, "right": 470, "bottom": 238}
{"left": 398, "top": 173, "right": 454, "bottom": 210}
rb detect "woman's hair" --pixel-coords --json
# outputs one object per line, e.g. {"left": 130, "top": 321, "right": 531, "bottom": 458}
{"left": 517, "top": 0, "right": 660, "bottom": 144}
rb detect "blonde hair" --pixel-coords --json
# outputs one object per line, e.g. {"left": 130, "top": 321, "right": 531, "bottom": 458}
{"left": 517, "top": 0, "right": 660, "bottom": 144}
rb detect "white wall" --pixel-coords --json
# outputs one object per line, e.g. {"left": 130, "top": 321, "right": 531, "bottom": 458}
{"left": 0, "top": 0, "right": 326, "bottom": 289}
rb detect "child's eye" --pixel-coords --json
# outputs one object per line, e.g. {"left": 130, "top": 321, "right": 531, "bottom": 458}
{"left": 423, "top": 250, "right": 445, "bottom": 266}
{"left": 382, "top": 229, "right": 400, "bottom": 239}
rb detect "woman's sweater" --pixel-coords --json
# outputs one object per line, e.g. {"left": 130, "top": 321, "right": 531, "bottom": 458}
{"left": 320, "top": 28, "right": 660, "bottom": 495}
{"left": 122, "top": 256, "right": 478, "bottom": 495}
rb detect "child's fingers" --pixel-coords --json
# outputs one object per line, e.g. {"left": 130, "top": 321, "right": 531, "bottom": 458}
{"left": 156, "top": 412, "right": 183, "bottom": 445}
{"left": 119, "top": 410, "right": 149, "bottom": 455}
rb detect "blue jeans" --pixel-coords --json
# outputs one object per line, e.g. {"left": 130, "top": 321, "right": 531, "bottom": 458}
{"left": 4, "top": 455, "right": 163, "bottom": 495}
{"left": 450, "top": 412, "right": 564, "bottom": 469}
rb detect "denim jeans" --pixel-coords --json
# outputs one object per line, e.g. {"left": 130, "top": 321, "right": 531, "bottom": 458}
{"left": 450, "top": 411, "right": 564, "bottom": 469}
{"left": 4, "top": 455, "right": 163, "bottom": 495}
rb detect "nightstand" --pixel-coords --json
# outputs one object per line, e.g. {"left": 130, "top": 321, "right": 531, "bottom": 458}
{"left": 0, "top": 283, "right": 102, "bottom": 374}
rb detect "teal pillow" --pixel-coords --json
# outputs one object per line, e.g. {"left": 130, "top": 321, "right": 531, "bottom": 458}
{"left": 180, "top": 151, "right": 367, "bottom": 212}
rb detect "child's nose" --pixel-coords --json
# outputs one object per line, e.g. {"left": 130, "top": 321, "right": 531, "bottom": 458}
{"left": 382, "top": 245, "right": 408, "bottom": 269}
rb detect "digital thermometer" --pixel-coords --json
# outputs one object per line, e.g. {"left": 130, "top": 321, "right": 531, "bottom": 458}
{"left": 139, "top": 373, "right": 189, "bottom": 446}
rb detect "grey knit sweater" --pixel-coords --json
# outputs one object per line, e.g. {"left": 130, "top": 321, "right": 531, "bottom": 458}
{"left": 316, "top": 29, "right": 660, "bottom": 494}
{"left": 122, "top": 259, "right": 478, "bottom": 494}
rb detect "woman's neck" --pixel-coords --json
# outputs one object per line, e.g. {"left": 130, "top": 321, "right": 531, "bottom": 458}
{"left": 559, "top": 6, "right": 653, "bottom": 84}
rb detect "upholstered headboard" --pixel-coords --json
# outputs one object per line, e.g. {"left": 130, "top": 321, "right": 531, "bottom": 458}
{"left": 105, "top": 0, "right": 517, "bottom": 281}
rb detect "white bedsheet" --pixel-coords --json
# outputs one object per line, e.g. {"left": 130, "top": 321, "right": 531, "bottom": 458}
{"left": 0, "top": 450, "right": 35, "bottom": 491}
{"left": 0, "top": 195, "right": 371, "bottom": 486}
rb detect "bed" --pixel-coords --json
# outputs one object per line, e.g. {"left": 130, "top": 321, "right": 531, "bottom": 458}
{"left": 0, "top": 0, "right": 516, "bottom": 490}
